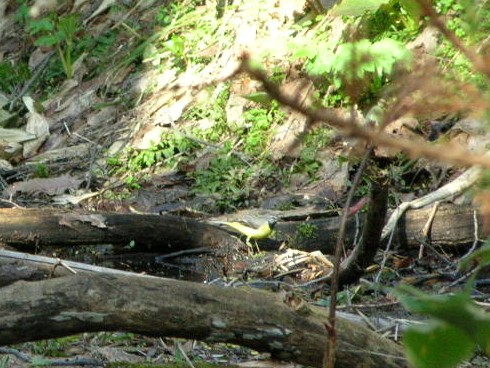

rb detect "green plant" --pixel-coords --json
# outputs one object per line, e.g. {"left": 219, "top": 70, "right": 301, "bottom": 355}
{"left": 128, "top": 132, "right": 199, "bottom": 172}
{"left": 432, "top": 0, "right": 490, "bottom": 89}
{"left": 436, "top": 0, "right": 490, "bottom": 42}
{"left": 30, "top": 336, "right": 79, "bottom": 357}
{"left": 95, "top": 332, "right": 136, "bottom": 346}
{"left": 109, "top": 131, "right": 200, "bottom": 190}
{"left": 293, "top": 38, "right": 412, "bottom": 98}
{"left": 291, "top": 0, "right": 417, "bottom": 107}
{"left": 294, "top": 127, "right": 333, "bottom": 178}
{"left": 35, "top": 163, "right": 50, "bottom": 178}
{"left": 193, "top": 152, "right": 254, "bottom": 211}
{"left": 0, "top": 61, "right": 31, "bottom": 94}
{"left": 76, "top": 31, "right": 118, "bottom": 77}
{"left": 186, "top": 84, "right": 231, "bottom": 142}
{"left": 296, "top": 146, "right": 322, "bottom": 178}
{"left": 270, "top": 66, "right": 287, "bottom": 84}
{"left": 161, "top": 34, "right": 187, "bottom": 69}
{"left": 27, "top": 13, "right": 81, "bottom": 79}
{"left": 297, "top": 223, "right": 318, "bottom": 239}
{"left": 394, "top": 238, "right": 490, "bottom": 368}
{"left": 362, "top": 1, "right": 423, "bottom": 42}
{"left": 0, "top": 355, "right": 9, "bottom": 368}
{"left": 331, "top": 0, "right": 422, "bottom": 30}
{"left": 125, "top": 175, "right": 141, "bottom": 190}
{"left": 192, "top": 146, "right": 278, "bottom": 211}
{"left": 149, "top": 1, "right": 222, "bottom": 72}
{"left": 241, "top": 102, "right": 285, "bottom": 156}
{"left": 14, "top": 0, "right": 30, "bottom": 25}
{"left": 396, "top": 283, "right": 483, "bottom": 368}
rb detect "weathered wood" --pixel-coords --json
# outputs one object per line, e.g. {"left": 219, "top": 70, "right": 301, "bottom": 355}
{"left": 0, "top": 208, "right": 242, "bottom": 252}
{"left": 0, "top": 203, "right": 482, "bottom": 253}
{"left": 0, "top": 273, "right": 408, "bottom": 368}
{"left": 339, "top": 182, "right": 389, "bottom": 285}
{"left": 274, "top": 202, "right": 483, "bottom": 252}
{"left": 0, "top": 249, "right": 157, "bottom": 286}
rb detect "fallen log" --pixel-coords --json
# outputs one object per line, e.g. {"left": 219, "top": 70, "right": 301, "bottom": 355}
{"left": 0, "top": 273, "right": 408, "bottom": 368}
{"left": 0, "top": 249, "right": 156, "bottom": 286}
{"left": 275, "top": 202, "right": 483, "bottom": 252}
{"left": 0, "top": 208, "right": 242, "bottom": 252}
{"left": 0, "top": 203, "right": 482, "bottom": 253}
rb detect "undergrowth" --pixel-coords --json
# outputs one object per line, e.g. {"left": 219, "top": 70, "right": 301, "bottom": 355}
{"left": 4, "top": 0, "right": 490, "bottom": 367}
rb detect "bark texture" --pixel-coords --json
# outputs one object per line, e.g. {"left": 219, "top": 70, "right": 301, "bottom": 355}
{"left": 0, "top": 273, "right": 407, "bottom": 368}
{"left": 339, "top": 182, "right": 389, "bottom": 285}
{"left": 274, "top": 202, "right": 482, "bottom": 252}
{"left": 0, "top": 208, "right": 241, "bottom": 251}
{"left": 0, "top": 204, "right": 482, "bottom": 252}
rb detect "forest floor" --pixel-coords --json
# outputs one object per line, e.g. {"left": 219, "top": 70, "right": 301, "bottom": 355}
{"left": 1, "top": 0, "right": 490, "bottom": 367}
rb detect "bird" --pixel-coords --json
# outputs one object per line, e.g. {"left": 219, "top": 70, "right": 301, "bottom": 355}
{"left": 209, "top": 215, "right": 278, "bottom": 252}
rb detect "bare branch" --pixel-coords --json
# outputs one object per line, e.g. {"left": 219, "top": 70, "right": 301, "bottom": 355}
{"left": 239, "top": 54, "right": 490, "bottom": 169}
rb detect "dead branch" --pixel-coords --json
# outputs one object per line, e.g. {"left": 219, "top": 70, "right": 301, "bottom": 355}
{"left": 0, "top": 249, "right": 157, "bottom": 286}
{"left": 238, "top": 55, "right": 490, "bottom": 170}
{"left": 339, "top": 180, "right": 389, "bottom": 286}
{"left": 415, "top": 0, "right": 490, "bottom": 78}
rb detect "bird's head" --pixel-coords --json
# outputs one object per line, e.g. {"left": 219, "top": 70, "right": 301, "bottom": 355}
{"left": 268, "top": 216, "right": 279, "bottom": 229}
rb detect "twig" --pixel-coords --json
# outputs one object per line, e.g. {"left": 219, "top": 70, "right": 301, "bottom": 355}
{"left": 8, "top": 51, "right": 55, "bottom": 111}
{"left": 51, "top": 258, "right": 78, "bottom": 277}
{"left": 419, "top": 201, "right": 441, "bottom": 259}
{"left": 415, "top": 0, "right": 490, "bottom": 78}
{"left": 414, "top": 237, "right": 453, "bottom": 266}
{"left": 0, "top": 347, "right": 103, "bottom": 366}
{"left": 0, "top": 249, "right": 159, "bottom": 279}
{"left": 336, "top": 301, "right": 400, "bottom": 310}
{"left": 176, "top": 341, "right": 196, "bottom": 368}
{"left": 0, "top": 347, "right": 31, "bottom": 362}
{"left": 239, "top": 55, "right": 490, "bottom": 169}
{"left": 438, "top": 267, "right": 478, "bottom": 294}
{"left": 324, "top": 145, "right": 373, "bottom": 368}
{"left": 374, "top": 226, "right": 396, "bottom": 284}
{"left": 459, "top": 209, "right": 481, "bottom": 262}
{"left": 381, "top": 166, "right": 482, "bottom": 241}
{"left": 155, "top": 247, "right": 214, "bottom": 261}
{"left": 0, "top": 198, "right": 26, "bottom": 209}
{"left": 109, "top": 0, "right": 145, "bottom": 30}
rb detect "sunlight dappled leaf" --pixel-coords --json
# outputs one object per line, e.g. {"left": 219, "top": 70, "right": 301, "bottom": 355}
{"left": 243, "top": 92, "right": 273, "bottom": 105}
{"left": 399, "top": 0, "right": 423, "bottom": 21}
{"left": 331, "top": 0, "right": 391, "bottom": 16}
{"left": 404, "top": 321, "right": 474, "bottom": 368}
{"left": 397, "top": 284, "right": 490, "bottom": 353}
{"left": 460, "top": 238, "right": 490, "bottom": 271}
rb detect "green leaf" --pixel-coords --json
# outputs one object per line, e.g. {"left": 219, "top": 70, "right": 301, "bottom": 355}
{"left": 404, "top": 321, "right": 475, "bottom": 368}
{"left": 331, "top": 0, "right": 391, "bottom": 16}
{"left": 243, "top": 92, "right": 273, "bottom": 105}
{"left": 459, "top": 0, "right": 480, "bottom": 39}
{"left": 31, "top": 356, "right": 53, "bottom": 366}
{"left": 396, "top": 284, "right": 490, "bottom": 351}
{"left": 290, "top": 42, "right": 319, "bottom": 59}
{"left": 460, "top": 238, "right": 490, "bottom": 271}
{"left": 307, "top": 51, "right": 335, "bottom": 75}
{"left": 35, "top": 33, "right": 63, "bottom": 47}
{"left": 58, "top": 14, "right": 80, "bottom": 40}
{"left": 373, "top": 39, "right": 412, "bottom": 60}
{"left": 28, "top": 18, "right": 55, "bottom": 35}
{"left": 399, "top": 0, "right": 423, "bottom": 21}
